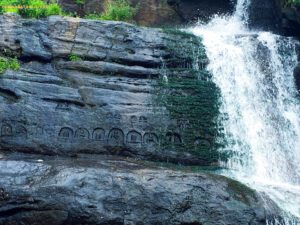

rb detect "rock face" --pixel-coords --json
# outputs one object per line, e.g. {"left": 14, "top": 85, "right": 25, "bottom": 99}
{"left": 0, "top": 14, "right": 221, "bottom": 166}
{"left": 281, "top": 4, "right": 300, "bottom": 36}
{"left": 247, "top": 0, "right": 282, "bottom": 32}
{"left": 248, "top": 0, "right": 300, "bottom": 36}
{"left": 0, "top": 153, "right": 280, "bottom": 225}
{"left": 56, "top": 0, "right": 183, "bottom": 26}
{"left": 168, "top": 0, "right": 236, "bottom": 23}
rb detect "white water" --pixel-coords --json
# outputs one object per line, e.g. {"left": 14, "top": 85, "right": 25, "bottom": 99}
{"left": 189, "top": 0, "right": 300, "bottom": 223}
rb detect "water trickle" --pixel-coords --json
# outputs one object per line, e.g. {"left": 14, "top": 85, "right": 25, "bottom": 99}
{"left": 188, "top": 0, "right": 300, "bottom": 223}
{"left": 160, "top": 57, "right": 169, "bottom": 84}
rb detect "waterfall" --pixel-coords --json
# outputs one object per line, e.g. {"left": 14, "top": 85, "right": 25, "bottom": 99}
{"left": 189, "top": 0, "right": 300, "bottom": 223}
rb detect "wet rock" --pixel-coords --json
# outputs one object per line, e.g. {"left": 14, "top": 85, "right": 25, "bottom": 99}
{"left": 294, "top": 64, "right": 300, "bottom": 92}
{"left": 0, "top": 153, "right": 281, "bottom": 225}
{"left": 0, "top": 14, "right": 220, "bottom": 166}
{"left": 281, "top": 6, "right": 300, "bottom": 37}
{"left": 247, "top": 0, "right": 282, "bottom": 32}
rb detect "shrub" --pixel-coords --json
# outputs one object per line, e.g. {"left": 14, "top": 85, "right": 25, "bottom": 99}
{"left": 0, "top": 6, "right": 4, "bottom": 14}
{"left": 1, "top": 0, "right": 63, "bottom": 18}
{"left": 46, "top": 3, "right": 62, "bottom": 16}
{"left": 100, "top": 0, "right": 136, "bottom": 22}
{"left": 69, "top": 54, "right": 82, "bottom": 61}
{"left": 0, "top": 0, "right": 19, "bottom": 13}
{"left": 0, "top": 57, "right": 21, "bottom": 74}
{"left": 17, "top": 0, "right": 47, "bottom": 18}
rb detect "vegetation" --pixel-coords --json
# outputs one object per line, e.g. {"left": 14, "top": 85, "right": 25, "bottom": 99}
{"left": 85, "top": 0, "right": 136, "bottom": 22}
{"left": 0, "top": 57, "right": 20, "bottom": 74}
{"left": 69, "top": 54, "right": 82, "bottom": 61}
{"left": 0, "top": 0, "right": 63, "bottom": 18}
{"left": 0, "top": 5, "right": 4, "bottom": 14}
{"left": 84, "top": 13, "right": 102, "bottom": 20}
{"left": 1, "top": 0, "right": 136, "bottom": 22}
{"left": 75, "top": 0, "right": 86, "bottom": 5}
{"left": 285, "top": 0, "right": 300, "bottom": 6}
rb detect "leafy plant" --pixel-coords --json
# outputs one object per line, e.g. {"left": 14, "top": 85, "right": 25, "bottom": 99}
{"left": 69, "top": 54, "right": 82, "bottom": 61}
{"left": 46, "top": 3, "right": 62, "bottom": 16}
{"left": 0, "top": 57, "right": 21, "bottom": 74}
{"left": 100, "top": 0, "right": 136, "bottom": 22}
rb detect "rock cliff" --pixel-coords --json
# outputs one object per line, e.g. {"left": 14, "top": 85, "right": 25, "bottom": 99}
{"left": 0, "top": 14, "right": 222, "bottom": 165}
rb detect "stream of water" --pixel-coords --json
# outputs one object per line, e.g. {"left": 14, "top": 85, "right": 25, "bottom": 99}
{"left": 188, "top": 0, "right": 300, "bottom": 223}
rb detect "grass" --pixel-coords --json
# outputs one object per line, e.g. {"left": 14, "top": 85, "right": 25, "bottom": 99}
{"left": 0, "top": 57, "right": 20, "bottom": 74}
{"left": 75, "top": 0, "right": 85, "bottom": 5}
{"left": 85, "top": 0, "right": 137, "bottom": 22}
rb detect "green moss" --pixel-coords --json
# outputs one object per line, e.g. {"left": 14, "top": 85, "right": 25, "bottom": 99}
{"left": 0, "top": 57, "right": 21, "bottom": 74}
{"left": 163, "top": 29, "right": 198, "bottom": 40}
{"left": 155, "top": 76, "right": 223, "bottom": 162}
{"left": 152, "top": 33, "right": 226, "bottom": 165}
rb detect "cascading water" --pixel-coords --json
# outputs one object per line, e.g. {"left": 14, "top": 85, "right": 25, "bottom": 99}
{"left": 188, "top": 0, "right": 300, "bottom": 223}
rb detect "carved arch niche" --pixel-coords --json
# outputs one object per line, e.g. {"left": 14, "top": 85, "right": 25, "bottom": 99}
{"left": 108, "top": 128, "right": 124, "bottom": 146}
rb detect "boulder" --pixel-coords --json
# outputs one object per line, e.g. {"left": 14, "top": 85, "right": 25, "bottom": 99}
{"left": 0, "top": 152, "right": 280, "bottom": 225}
{"left": 0, "top": 14, "right": 221, "bottom": 166}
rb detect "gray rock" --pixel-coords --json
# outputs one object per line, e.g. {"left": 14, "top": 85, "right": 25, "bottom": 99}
{"left": 0, "top": 153, "right": 281, "bottom": 225}
{"left": 0, "top": 14, "right": 220, "bottom": 166}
